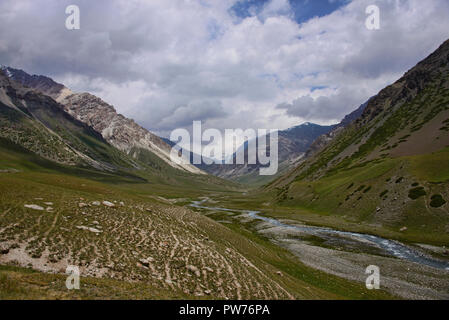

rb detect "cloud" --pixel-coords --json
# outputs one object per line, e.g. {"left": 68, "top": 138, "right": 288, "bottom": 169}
{"left": 0, "top": 0, "right": 449, "bottom": 143}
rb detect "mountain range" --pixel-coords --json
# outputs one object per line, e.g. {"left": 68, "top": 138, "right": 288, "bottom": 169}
{"left": 0, "top": 65, "right": 203, "bottom": 175}
{"left": 1, "top": 38, "right": 448, "bottom": 301}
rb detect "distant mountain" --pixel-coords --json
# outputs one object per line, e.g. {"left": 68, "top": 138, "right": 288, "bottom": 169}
{"left": 305, "top": 100, "right": 369, "bottom": 158}
{"left": 182, "top": 122, "right": 335, "bottom": 185}
{"left": 268, "top": 38, "right": 449, "bottom": 233}
{"left": 1, "top": 66, "right": 203, "bottom": 175}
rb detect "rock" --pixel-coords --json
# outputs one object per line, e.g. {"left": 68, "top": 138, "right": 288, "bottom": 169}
{"left": 93, "top": 221, "right": 99, "bottom": 225}
{"left": 102, "top": 201, "right": 115, "bottom": 207}
{"left": 0, "top": 243, "right": 10, "bottom": 254}
{"left": 276, "top": 271, "right": 282, "bottom": 276}
{"left": 400, "top": 226, "right": 408, "bottom": 232}
{"left": 24, "top": 204, "right": 44, "bottom": 211}
{"left": 44, "top": 202, "right": 53, "bottom": 205}
{"left": 376, "top": 207, "right": 381, "bottom": 212}
{"left": 119, "top": 201, "right": 125, "bottom": 206}
{"left": 186, "top": 265, "right": 201, "bottom": 277}
{"left": 204, "top": 290, "right": 212, "bottom": 295}
{"left": 78, "top": 202, "right": 88, "bottom": 208}
{"left": 76, "top": 225, "right": 102, "bottom": 233}
{"left": 46, "top": 207, "right": 54, "bottom": 212}
{"left": 139, "top": 258, "right": 150, "bottom": 267}
{"left": 91, "top": 201, "right": 101, "bottom": 206}
{"left": 203, "top": 267, "right": 214, "bottom": 273}
{"left": 146, "top": 256, "right": 155, "bottom": 262}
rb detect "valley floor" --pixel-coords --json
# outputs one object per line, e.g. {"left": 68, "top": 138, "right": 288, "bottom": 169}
{"left": 0, "top": 168, "right": 397, "bottom": 300}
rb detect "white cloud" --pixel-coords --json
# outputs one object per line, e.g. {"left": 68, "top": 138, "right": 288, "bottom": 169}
{"left": 0, "top": 0, "right": 449, "bottom": 149}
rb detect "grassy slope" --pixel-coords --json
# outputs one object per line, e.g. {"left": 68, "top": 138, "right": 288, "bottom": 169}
{"left": 0, "top": 139, "right": 394, "bottom": 300}
{"left": 256, "top": 46, "right": 449, "bottom": 246}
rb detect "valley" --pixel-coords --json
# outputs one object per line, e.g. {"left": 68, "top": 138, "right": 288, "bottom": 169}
{"left": 1, "top": 38, "right": 449, "bottom": 301}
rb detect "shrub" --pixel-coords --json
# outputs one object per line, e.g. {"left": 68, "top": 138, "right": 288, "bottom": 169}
{"left": 408, "top": 187, "right": 427, "bottom": 200}
{"left": 363, "top": 186, "right": 372, "bottom": 193}
{"left": 430, "top": 194, "right": 446, "bottom": 208}
{"left": 379, "top": 190, "right": 388, "bottom": 198}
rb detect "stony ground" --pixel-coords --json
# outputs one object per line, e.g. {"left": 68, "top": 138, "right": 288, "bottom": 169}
{"left": 0, "top": 195, "right": 293, "bottom": 299}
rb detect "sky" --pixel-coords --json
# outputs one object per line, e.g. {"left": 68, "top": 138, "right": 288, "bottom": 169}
{"left": 1, "top": 0, "right": 449, "bottom": 156}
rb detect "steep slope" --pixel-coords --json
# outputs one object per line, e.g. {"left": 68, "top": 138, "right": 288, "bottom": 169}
{"left": 1, "top": 66, "right": 204, "bottom": 175}
{"left": 0, "top": 69, "right": 136, "bottom": 171}
{"left": 268, "top": 39, "right": 449, "bottom": 240}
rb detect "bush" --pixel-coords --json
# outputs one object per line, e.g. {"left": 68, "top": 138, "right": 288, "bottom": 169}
{"left": 379, "top": 190, "right": 388, "bottom": 198}
{"left": 363, "top": 186, "right": 372, "bottom": 193}
{"left": 430, "top": 194, "right": 446, "bottom": 208}
{"left": 408, "top": 187, "right": 427, "bottom": 200}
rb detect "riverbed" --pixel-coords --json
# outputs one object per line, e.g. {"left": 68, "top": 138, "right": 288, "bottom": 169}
{"left": 189, "top": 199, "right": 449, "bottom": 299}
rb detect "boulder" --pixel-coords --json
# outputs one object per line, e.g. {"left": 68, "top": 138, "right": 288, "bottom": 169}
{"left": 0, "top": 243, "right": 10, "bottom": 255}
{"left": 24, "top": 204, "right": 44, "bottom": 211}
{"left": 102, "top": 201, "right": 115, "bottom": 207}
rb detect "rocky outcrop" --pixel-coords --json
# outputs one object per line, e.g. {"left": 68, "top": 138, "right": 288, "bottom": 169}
{"left": 56, "top": 92, "right": 203, "bottom": 174}
{"left": 1, "top": 66, "right": 204, "bottom": 174}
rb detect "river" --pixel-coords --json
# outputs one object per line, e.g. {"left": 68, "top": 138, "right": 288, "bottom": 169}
{"left": 190, "top": 199, "right": 449, "bottom": 271}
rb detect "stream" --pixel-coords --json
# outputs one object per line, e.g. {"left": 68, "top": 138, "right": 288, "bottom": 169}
{"left": 190, "top": 199, "right": 449, "bottom": 271}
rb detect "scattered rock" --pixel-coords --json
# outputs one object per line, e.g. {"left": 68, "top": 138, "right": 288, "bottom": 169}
{"left": 376, "top": 207, "right": 381, "bottom": 212}
{"left": 91, "top": 201, "right": 101, "bottom": 206}
{"left": 400, "top": 227, "right": 408, "bottom": 232}
{"left": 204, "top": 289, "right": 212, "bottom": 295}
{"left": 139, "top": 258, "right": 150, "bottom": 267}
{"left": 186, "top": 265, "right": 201, "bottom": 277}
{"left": 46, "top": 207, "right": 54, "bottom": 212}
{"left": 78, "top": 202, "right": 88, "bottom": 208}
{"left": 0, "top": 243, "right": 10, "bottom": 254}
{"left": 24, "top": 204, "right": 44, "bottom": 211}
{"left": 76, "top": 225, "right": 102, "bottom": 233}
{"left": 203, "top": 267, "right": 214, "bottom": 273}
{"left": 44, "top": 202, "right": 53, "bottom": 205}
{"left": 276, "top": 271, "right": 282, "bottom": 276}
{"left": 102, "top": 201, "right": 115, "bottom": 207}
{"left": 119, "top": 201, "right": 125, "bottom": 206}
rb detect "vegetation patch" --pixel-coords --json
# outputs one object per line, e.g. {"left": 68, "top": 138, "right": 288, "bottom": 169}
{"left": 408, "top": 187, "right": 427, "bottom": 200}
{"left": 379, "top": 190, "right": 388, "bottom": 198}
{"left": 430, "top": 194, "right": 446, "bottom": 208}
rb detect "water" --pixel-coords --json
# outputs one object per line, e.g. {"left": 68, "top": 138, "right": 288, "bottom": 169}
{"left": 190, "top": 200, "right": 449, "bottom": 271}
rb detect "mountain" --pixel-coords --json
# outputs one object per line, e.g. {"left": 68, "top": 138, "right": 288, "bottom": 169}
{"left": 175, "top": 122, "right": 335, "bottom": 185}
{"left": 304, "top": 100, "right": 369, "bottom": 158}
{"left": 268, "top": 39, "right": 449, "bottom": 237}
{"left": 1, "top": 66, "right": 203, "bottom": 175}
{"left": 0, "top": 68, "right": 138, "bottom": 171}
